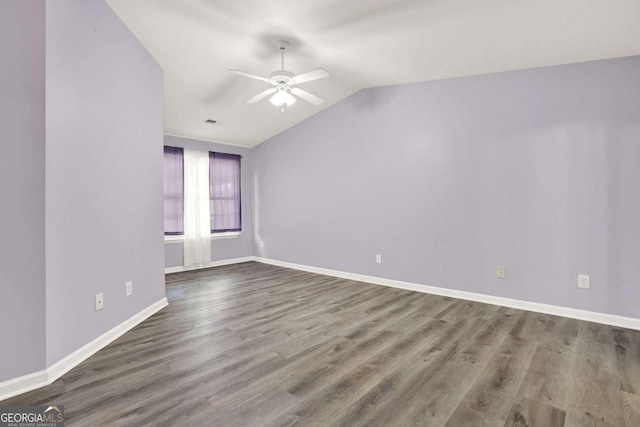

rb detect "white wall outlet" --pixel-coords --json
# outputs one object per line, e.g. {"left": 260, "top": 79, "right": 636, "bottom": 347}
{"left": 95, "top": 293, "right": 104, "bottom": 311}
{"left": 578, "top": 274, "right": 590, "bottom": 289}
{"left": 376, "top": 254, "right": 382, "bottom": 264}
{"left": 125, "top": 281, "right": 133, "bottom": 297}
{"left": 496, "top": 266, "right": 506, "bottom": 279}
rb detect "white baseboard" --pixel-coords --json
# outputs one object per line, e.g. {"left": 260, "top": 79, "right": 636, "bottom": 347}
{"left": 253, "top": 257, "right": 640, "bottom": 331}
{"left": 47, "top": 298, "right": 168, "bottom": 383}
{"left": 0, "top": 297, "right": 168, "bottom": 402}
{"left": 0, "top": 370, "right": 48, "bottom": 403}
{"left": 164, "top": 257, "right": 254, "bottom": 274}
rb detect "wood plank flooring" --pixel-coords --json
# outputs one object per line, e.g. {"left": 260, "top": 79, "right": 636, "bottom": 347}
{"left": 2, "top": 261, "right": 639, "bottom": 426}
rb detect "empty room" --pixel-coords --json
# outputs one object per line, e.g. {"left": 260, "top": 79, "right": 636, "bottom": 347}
{"left": 2, "top": 0, "right": 640, "bottom": 425}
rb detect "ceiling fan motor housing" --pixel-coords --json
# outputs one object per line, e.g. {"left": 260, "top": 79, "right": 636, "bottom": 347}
{"left": 269, "top": 70, "right": 294, "bottom": 85}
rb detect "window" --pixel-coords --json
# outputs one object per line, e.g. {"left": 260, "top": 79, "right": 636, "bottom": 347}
{"left": 210, "top": 152, "right": 242, "bottom": 233}
{"left": 163, "top": 146, "right": 184, "bottom": 235}
{"left": 163, "top": 146, "right": 242, "bottom": 236}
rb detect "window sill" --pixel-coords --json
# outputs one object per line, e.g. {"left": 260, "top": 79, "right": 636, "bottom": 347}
{"left": 164, "top": 232, "right": 241, "bottom": 244}
{"left": 211, "top": 231, "right": 242, "bottom": 240}
{"left": 164, "top": 235, "right": 184, "bottom": 244}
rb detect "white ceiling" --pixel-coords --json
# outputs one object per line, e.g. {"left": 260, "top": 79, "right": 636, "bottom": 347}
{"left": 106, "top": 0, "right": 640, "bottom": 148}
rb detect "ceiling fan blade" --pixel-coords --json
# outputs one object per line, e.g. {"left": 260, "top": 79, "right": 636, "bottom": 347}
{"left": 229, "top": 69, "right": 272, "bottom": 84}
{"left": 291, "top": 68, "right": 330, "bottom": 84}
{"left": 246, "top": 88, "right": 277, "bottom": 104}
{"left": 290, "top": 88, "right": 324, "bottom": 106}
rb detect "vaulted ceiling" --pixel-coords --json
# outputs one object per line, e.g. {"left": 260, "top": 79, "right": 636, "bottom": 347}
{"left": 106, "top": 0, "right": 640, "bottom": 147}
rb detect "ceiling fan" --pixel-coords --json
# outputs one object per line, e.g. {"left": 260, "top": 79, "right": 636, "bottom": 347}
{"left": 230, "top": 41, "right": 330, "bottom": 112}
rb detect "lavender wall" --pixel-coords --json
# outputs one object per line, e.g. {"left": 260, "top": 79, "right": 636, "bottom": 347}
{"left": 163, "top": 135, "right": 254, "bottom": 268}
{"left": 254, "top": 55, "right": 640, "bottom": 319}
{"left": 0, "top": 1, "right": 46, "bottom": 382}
{"left": 45, "top": 0, "right": 165, "bottom": 366}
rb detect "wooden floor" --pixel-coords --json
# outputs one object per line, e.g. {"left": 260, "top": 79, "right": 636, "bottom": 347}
{"left": 3, "top": 262, "right": 640, "bottom": 426}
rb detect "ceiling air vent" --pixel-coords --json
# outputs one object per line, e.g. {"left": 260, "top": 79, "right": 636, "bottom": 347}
{"left": 205, "top": 119, "right": 217, "bottom": 124}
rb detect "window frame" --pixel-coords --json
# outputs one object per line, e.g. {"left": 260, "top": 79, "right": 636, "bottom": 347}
{"left": 163, "top": 146, "right": 185, "bottom": 236}
{"left": 162, "top": 146, "right": 242, "bottom": 241}
{"left": 209, "top": 151, "right": 242, "bottom": 234}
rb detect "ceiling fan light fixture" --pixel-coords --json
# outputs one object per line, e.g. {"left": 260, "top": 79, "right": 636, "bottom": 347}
{"left": 269, "top": 89, "right": 296, "bottom": 108}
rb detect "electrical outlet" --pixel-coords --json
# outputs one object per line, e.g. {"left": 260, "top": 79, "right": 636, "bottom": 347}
{"left": 578, "top": 274, "right": 590, "bottom": 289}
{"left": 376, "top": 254, "right": 382, "bottom": 264}
{"left": 95, "top": 293, "right": 104, "bottom": 311}
{"left": 496, "top": 266, "right": 506, "bottom": 279}
{"left": 126, "top": 281, "right": 133, "bottom": 297}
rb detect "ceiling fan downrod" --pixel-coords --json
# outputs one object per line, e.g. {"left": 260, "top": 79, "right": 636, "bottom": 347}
{"left": 278, "top": 40, "right": 289, "bottom": 71}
